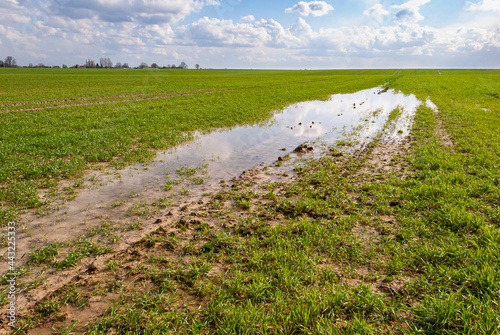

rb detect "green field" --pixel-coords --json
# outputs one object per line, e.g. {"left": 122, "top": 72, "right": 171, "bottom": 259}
{"left": 1, "top": 68, "right": 393, "bottom": 224}
{"left": 1, "top": 68, "right": 500, "bottom": 334}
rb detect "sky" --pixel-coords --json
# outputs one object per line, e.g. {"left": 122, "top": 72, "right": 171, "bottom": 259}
{"left": 0, "top": 0, "right": 499, "bottom": 69}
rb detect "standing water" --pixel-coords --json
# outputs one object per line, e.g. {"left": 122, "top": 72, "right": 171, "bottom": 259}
{"left": 103, "top": 86, "right": 420, "bottom": 196}
{"left": 3, "top": 87, "right": 423, "bottom": 271}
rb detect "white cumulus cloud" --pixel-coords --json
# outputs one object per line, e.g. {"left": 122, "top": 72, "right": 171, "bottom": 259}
{"left": 392, "top": 0, "right": 431, "bottom": 24}
{"left": 364, "top": 4, "right": 390, "bottom": 18}
{"left": 285, "top": 1, "right": 334, "bottom": 17}
{"left": 241, "top": 15, "right": 256, "bottom": 22}
{"left": 465, "top": 0, "right": 500, "bottom": 11}
{"left": 50, "top": 0, "right": 208, "bottom": 24}
{"left": 290, "top": 17, "right": 314, "bottom": 37}
{"left": 363, "top": 4, "right": 390, "bottom": 24}
{"left": 181, "top": 17, "right": 311, "bottom": 49}
{"left": 184, "top": 17, "right": 271, "bottom": 47}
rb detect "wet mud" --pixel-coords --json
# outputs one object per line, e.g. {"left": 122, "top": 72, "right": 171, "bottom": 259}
{"left": 0, "top": 88, "right": 438, "bottom": 333}
{"left": 1, "top": 87, "right": 424, "bottom": 273}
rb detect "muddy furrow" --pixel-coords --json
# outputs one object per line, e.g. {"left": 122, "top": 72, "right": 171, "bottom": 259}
{"left": 0, "top": 138, "right": 411, "bottom": 334}
{"left": 0, "top": 164, "right": 285, "bottom": 334}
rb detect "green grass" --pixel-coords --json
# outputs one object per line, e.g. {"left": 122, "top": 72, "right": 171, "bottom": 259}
{"left": 27, "top": 239, "right": 111, "bottom": 270}
{"left": 93, "top": 70, "right": 499, "bottom": 334}
{"left": 0, "top": 68, "right": 395, "bottom": 225}
{"left": 2, "top": 68, "right": 500, "bottom": 334}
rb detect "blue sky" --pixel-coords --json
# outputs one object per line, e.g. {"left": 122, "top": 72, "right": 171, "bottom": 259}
{"left": 0, "top": 0, "right": 499, "bottom": 68}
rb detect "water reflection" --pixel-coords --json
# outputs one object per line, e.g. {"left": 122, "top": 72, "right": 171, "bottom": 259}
{"left": 10, "top": 87, "right": 424, "bottom": 265}
{"left": 153, "top": 87, "right": 421, "bottom": 183}
{"left": 42, "top": 87, "right": 424, "bottom": 208}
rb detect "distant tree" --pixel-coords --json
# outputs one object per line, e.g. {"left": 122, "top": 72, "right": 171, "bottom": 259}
{"left": 28, "top": 63, "right": 33, "bottom": 68}
{"left": 62, "top": 64, "right": 68, "bottom": 68}
{"left": 151, "top": 63, "right": 158, "bottom": 69}
{"left": 179, "top": 61, "right": 188, "bottom": 69}
{"left": 0, "top": 60, "right": 3, "bottom": 67}
{"left": 122, "top": 62, "right": 129, "bottom": 69}
{"left": 100, "top": 57, "right": 113, "bottom": 68}
{"left": 37, "top": 63, "right": 45, "bottom": 68}
{"left": 4, "top": 56, "right": 17, "bottom": 67}
{"left": 115, "top": 62, "right": 122, "bottom": 69}
{"left": 85, "top": 59, "right": 96, "bottom": 68}
{"left": 139, "top": 62, "right": 148, "bottom": 69}
{"left": 195, "top": 64, "right": 200, "bottom": 69}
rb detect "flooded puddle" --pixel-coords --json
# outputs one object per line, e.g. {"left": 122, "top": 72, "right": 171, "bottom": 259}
{"left": 426, "top": 98, "right": 439, "bottom": 113}
{"left": 115, "top": 87, "right": 420, "bottom": 192}
{"left": 3, "top": 87, "right": 424, "bottom": 271}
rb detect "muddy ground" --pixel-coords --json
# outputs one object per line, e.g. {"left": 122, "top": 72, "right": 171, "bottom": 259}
{"left": 0, "top": 129, "right": 420, "bottom": 334}
{"left": 0, "top": 87, "right": 439, "bottom": 333}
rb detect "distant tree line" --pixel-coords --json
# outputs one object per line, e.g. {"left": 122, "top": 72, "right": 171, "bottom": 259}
{"left": 0, "top": 56, "right": 201, "bottom": 70}
{"left": 0, "top": 56, "right": 17, "bottom": 67}
{"left": 79, "top": 59, "right": 196, "bottom": 69}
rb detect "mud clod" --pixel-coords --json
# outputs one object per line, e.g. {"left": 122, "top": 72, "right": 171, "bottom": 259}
{"left": 163, "top": 242, "right": 175, "bottom": 251}
{"left": 378, "top": 87, "right": 390, "bottom": 94}
{"left": 293, "top": 143, "right": 314, "bottom": 155}
{"left": 87, "top": 256, "right": 107, "bottom": 273}
{"left": 176, "top": 217, "right": 189, "bottom": 228}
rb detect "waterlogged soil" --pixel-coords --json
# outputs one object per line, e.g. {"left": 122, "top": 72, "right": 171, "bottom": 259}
{"left": 0, "top": 87, "right": 429, "bottom": 333}
{"left": 0, "top": 87, "right": 421, "bottom": 269}
{"left": 6, "top": 136, "right": 417, "bottom": 335}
